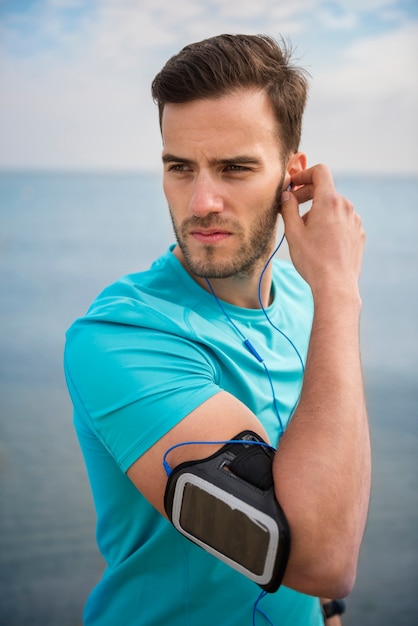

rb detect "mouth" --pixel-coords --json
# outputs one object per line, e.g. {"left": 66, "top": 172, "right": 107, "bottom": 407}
{"left": 190, "top": 229, "right": 232, "bottom": 244}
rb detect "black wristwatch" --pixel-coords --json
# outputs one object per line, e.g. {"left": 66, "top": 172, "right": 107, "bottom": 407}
{"left": 322, "top": 599, "right": 346, "bottom": 620}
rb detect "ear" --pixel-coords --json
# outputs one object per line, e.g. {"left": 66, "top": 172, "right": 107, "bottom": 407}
{"left": 284, "top": 152, "right": 307, "bottom": 188}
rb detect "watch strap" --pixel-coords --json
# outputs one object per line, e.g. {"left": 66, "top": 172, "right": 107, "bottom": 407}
{"left": 322, "top": 599, "right": 346, "bottom": 619}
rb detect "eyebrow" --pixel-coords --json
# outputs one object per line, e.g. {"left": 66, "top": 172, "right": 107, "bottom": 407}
{"left": 162, "top": 153, "right": 262, "bottom": 166}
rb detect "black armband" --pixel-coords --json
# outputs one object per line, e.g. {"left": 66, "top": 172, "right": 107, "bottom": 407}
{"left": 164, "top": 431, "right": 291, "bottom": 593}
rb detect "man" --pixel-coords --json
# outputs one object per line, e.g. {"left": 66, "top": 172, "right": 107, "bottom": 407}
{"left": 64, "top": 34, "right": 371, "bottom": 625}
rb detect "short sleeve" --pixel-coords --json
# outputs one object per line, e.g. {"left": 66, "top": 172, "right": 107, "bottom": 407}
{"left": 64, "top": 319, "right": 221, "bottom": 472}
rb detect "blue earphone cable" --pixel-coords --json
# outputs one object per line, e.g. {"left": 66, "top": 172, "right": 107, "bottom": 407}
{"left": 162, "top": 438, "right": 274, "bottom": 477}
{"left": 205, "top": 231, "right": 306, "bottom": 436}
{"left": 253, "top": 590, "right": 275, "bottom": 626}
{"left": 256, "top": 233, "right": 305, "bottom": 420}
{"left": 257, "top": 232, "right": 305, "bottom": 376}
{"left": 205, "top": 277, "right": 285, "bottom": 436}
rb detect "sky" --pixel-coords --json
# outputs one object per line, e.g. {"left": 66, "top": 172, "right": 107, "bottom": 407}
{"left": 0, "top": 0, "right": 417, "bottom": 174}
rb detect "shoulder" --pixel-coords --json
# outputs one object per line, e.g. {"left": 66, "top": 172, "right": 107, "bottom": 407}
{"left": 64, "top": 248, "right": 217, "bottom": 379}
{"left": 67, "top": 248, "right": 195, "bottom": 334}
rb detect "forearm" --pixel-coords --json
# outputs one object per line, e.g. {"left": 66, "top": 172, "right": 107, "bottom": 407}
{"left": 275, "top": 288, "right": 371, "bottom": 597}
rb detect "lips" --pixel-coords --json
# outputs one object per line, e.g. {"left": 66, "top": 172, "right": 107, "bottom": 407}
{"left": 190, "top": 229, "right": 232, "bottom": 244}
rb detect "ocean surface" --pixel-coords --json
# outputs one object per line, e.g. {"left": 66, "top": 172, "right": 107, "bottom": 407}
{"left": 0, "top": 171, "right": 417, "bottom": 625}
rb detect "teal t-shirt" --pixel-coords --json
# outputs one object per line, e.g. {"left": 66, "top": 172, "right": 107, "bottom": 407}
{"left": 64, "top": 247, "right": 322, "bottom": 626}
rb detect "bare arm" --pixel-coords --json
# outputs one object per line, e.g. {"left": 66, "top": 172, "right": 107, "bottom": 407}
{"left": 275, "top": 164, "right": 371, "bottom": 598}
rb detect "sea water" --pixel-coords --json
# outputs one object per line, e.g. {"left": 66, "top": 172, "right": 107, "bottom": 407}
{"left": 0, "top": 171, "right": 417, "bottom": 625}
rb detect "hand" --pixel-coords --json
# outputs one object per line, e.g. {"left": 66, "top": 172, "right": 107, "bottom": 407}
{"left": 281, "top": 164, "right": 365, "bottom": 299}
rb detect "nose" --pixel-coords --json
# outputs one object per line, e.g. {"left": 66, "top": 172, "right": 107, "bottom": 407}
{"left": 189, "top": 174, "right": 224, "bottom": 217}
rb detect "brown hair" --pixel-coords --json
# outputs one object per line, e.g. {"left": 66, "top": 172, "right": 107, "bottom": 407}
{"left": 151, "top": 33, "right": 309, "bottom": 155}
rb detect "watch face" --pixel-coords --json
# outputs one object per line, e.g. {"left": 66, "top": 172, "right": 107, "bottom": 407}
{"left": 180, "top": 482, "right": 270, "bottom": 575}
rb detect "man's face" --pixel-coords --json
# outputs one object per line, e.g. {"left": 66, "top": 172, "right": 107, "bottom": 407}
{"left": 161, "top": 89, "right": 288, "bottom": 280}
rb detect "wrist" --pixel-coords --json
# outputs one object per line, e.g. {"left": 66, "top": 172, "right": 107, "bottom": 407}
{"left": 312, "top": 281, "right": 361, "bottom": 307}
{"left": 312, "top": 287, "right": 362, "bottom": 324}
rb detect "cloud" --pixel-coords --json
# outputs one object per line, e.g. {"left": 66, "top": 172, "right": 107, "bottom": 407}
{"left": 301, "top": 22, "right": 418, "bottom": 172}
{"left": 0, "top": 0, "right": 417, "bottom": 173}
{"left": 318, "top": 23, "right": 418, "bottom": 98}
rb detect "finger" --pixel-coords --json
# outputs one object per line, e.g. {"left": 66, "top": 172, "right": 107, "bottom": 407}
{"left": 290, "top": 163, "right": 334, "bottom": 191}
{"left": 290, "top": 184, "right": 314, "bottom": 206}
{"left": 280, "top": 190, "right": 304, "bottom": 239}
{"left": 290, "top": 164, "right": 344, "bottom": 219}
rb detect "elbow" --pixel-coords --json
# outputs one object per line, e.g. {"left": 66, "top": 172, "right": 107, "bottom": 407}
{"left": 279, "top": 490, "right": 369, "bottom": 598}
{"left": 284, "top": 535, "right": 360, "bottom": 598}
{"left": 315, "top": 551, "right": 358, "bottom": 599}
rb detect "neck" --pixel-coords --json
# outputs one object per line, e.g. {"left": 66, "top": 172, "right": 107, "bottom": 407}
{"left": 173, "top": 246, "right": 274, "bottom": 309}
{"left": 203, "top": 270, "right": 273, "bottom": 309}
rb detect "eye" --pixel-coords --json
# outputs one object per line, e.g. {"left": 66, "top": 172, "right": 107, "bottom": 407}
{"left": 225, "top": 164, "right": 250, "bottom": 172}
{"left": 167, "top": 163, "right": 192, "bottom": 172}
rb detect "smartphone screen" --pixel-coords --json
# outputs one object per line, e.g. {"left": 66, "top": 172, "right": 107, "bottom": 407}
{"left": 180, "top": 482, "right": 270, "bottom": 575}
